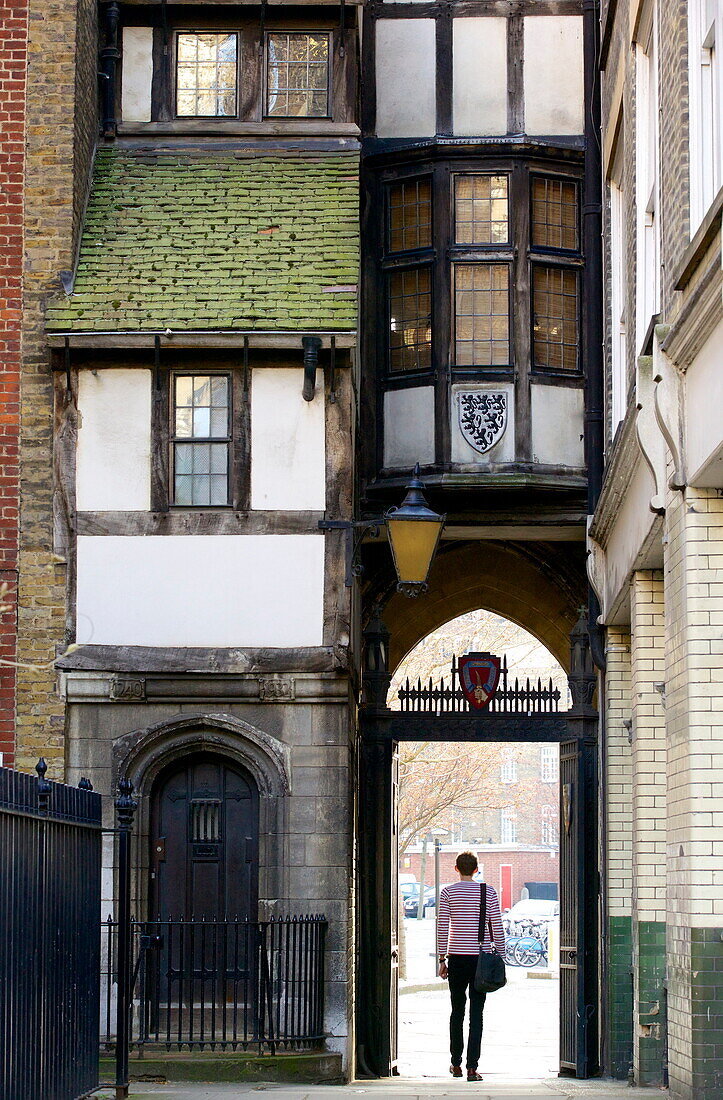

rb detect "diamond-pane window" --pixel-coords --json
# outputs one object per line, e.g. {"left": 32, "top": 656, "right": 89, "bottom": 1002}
{"left": 266, "top": 33, "right": 330, "bottom": 117}
{"left": 454, "top": 264, "right": 509, "bottom": 367}
{"left": 176, "top": 34, "right": 238, "bottom": 118}
{"left": 531, "top": 177, "right": 578, "bottom": 251}
{"left": 455, "top": 175, "right": 509, "bottom": 245}
{"left": 173, "top": 374, "right": 230, "bottom": 506}
{"left": 532, "top": 265, "right": 579, "bottom": 371}
{"left": 389, "top": 179, "right": 432, "bottom": 253}
{"left": 388, "top": 268, "right": 432, "bottom": 372}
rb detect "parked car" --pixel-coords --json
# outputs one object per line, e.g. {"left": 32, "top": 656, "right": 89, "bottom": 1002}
{"left": 502, "top": 898, "right": 559, "bottom": 931}
{"left": 403, "top": 885, "right": 436, "bottom": 917}
{"left": 399, "top": 879, "right": 419, "bottom": 901}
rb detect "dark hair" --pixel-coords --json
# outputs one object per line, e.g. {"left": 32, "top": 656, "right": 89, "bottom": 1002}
{"left": 455, "top": 851, "right": 478, "bottom": 876}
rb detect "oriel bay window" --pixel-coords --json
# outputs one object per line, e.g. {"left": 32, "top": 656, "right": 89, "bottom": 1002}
{"left": 380, "top": 163, "right": 582, "bottom": 379}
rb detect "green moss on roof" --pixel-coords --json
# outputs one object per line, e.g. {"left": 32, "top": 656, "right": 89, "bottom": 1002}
{"left": 47, "top": 149, "right": 360, "bottom": 332}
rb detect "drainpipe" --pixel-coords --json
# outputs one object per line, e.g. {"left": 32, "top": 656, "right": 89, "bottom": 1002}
{"left": 302, "top": 336, "right": 322, "bottom": 401}
{"left": 582, "top": 0, "right": 606, "bottom": 673}
{"left": 100, "top": 2, "right": 121, "bottom": 139}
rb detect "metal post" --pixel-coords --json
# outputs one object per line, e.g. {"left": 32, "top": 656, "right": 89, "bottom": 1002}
{"left": 434, "top": 839, "right": 441, "bottom": 976}
{"left": 115, "top": 777, "right": 137, "bottom": 1100}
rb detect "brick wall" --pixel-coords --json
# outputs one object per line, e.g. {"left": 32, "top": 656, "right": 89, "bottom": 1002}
{"left": 401, "top": 846, "right": 558, "bottom": 904}
{"left": 16, "top": 0, "right": 98, "bottom": 776}
{"left": 0, "top": 0, "right": 28, "bottom": 767}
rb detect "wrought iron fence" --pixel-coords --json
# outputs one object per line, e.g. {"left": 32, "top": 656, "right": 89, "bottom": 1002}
{"left": 102, "top": 914, "right": 327, "bottom": 1054}
{"left": 396, "top": 653, "right": 563, "bottom": 714}
{"left": 0, "top": 761, "right": 102, "bottom": 1100}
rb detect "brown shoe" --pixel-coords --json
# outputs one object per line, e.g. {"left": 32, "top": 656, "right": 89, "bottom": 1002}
{"left": 467, "top": 1070, "right": 483, "bottom": 1082}
{"left": 450, "top": 1064, "right": 463, "bottom": 1078}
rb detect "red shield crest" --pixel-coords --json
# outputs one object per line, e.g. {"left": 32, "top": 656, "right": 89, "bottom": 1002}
{"left": 458, "top": 652, "right": 501, "bottom": 710}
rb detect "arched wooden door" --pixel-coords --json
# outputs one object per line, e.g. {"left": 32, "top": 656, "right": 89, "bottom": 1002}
{"left": 150, "top": 754, "right": 259, "bottom": 920}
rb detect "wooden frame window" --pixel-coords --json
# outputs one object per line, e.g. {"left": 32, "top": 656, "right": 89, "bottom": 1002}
{"left": 388, "top": 267, "right": 432, "bottom": 373}
{"left": 171, "top": 374, "right": 231, "bottom": 506}
{"left": 265, "top": 33, "right": 330, "bottom": 118}
{"left": 454, "top": 264, "right": 510, "bottom": 367}
{"left": 388, "top": 179, "right": 432, "bottom": 254}
{"left": 455, "top": 175, "right": 509, "bottom": 245}
{"left": 531, "top": 176, "right": 579, "bottom": 251}
{"left": 175, "top": 33, "right": 238, "bottom": 118}
{"left": 532, "top": 265, "right": 579, "bottom": 372}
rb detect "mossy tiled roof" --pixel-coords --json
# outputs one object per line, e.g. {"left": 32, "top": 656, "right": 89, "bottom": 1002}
{"left": 47, "top": 149, "right": 359, "bottom": 332}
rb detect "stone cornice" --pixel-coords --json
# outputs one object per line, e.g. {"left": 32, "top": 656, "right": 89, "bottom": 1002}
{"left": 663, "top": 251, "right": 723, "bottom": 371}
{"left": 588, "top": 397, "right": 641, "bottom": 548}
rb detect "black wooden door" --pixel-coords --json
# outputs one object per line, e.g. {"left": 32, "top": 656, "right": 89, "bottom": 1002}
{"left": 150, "top": 755, "right": 259, "bottom": 919}
{"left": 559, "top": 735, "right": 598, "bottom": 1077}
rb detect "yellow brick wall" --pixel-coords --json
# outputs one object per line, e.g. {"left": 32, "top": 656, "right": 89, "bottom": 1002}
{"left": 605, "top": 629, "right": 633, "bottom": 917}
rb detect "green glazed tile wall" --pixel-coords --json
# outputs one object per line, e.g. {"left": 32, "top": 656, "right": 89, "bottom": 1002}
{"left": 635, "top": 920, "right": 666, "bottom": 1086}
{"left": 607, "top": 915, "right": 633, "bottom": 1079}
{"left": 688, "top": 928, "right": 723, "bottom": 1096}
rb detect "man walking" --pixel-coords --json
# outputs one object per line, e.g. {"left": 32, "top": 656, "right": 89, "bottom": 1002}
{"left": 437, "top": 851, "right": 505, "bottom": 1081}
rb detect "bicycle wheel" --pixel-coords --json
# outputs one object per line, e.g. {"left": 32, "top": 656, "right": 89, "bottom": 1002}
{"left": 514, "top": 939, "right": 542, "bottom": 967}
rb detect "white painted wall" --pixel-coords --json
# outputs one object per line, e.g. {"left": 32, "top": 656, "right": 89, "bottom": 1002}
{"left": 383, "top": 386, "right": 435, "bottom": 468}
{"left": 76, "top": 369, "right": 152, "bottom": 511}
{"left": 523, "top": 16, "right": 584, "bottom": 136}
{"left": 376, "top": 20, "right": 436, "bottom": 138}
{"left": 453, "top": 18, "right": 507, "bottom": 137}
{"left": 76, "top": 535, "right": 325, "bottom": 647}
{"left": 686, "top": 316, "right": 723, "bottom": 486}
{"left": 121, "top": 27, "right": 153, "bottom": 123}
{"left": 531, "top": 384, "right": 584, "bottom": 467}
{"left": 251, "top": 368, "right": 326, "bottom": 511}
{"left": 450, "top": 384, "right": 515, "bottom": 464}
{"left": 603, "top": 458, "right": 659, "bottom": 618}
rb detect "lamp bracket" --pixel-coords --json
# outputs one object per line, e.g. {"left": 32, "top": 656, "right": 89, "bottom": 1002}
{"left": 318, "top": 518, "right": 382, "bottom": 586}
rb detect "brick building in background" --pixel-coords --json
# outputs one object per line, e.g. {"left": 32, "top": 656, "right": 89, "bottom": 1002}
{"left": 0, "top": 1, "right": 26, "bottom": 767}
{"left": 588, "top": 0, "right": 723, "bottom": 1095}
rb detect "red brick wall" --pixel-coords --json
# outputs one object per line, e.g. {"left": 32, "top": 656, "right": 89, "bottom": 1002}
{"left": 0, "top": 0, "right": 27, "bottom": 767}
{"left": 401, "top": 847, "right": 559, "bottom": 907}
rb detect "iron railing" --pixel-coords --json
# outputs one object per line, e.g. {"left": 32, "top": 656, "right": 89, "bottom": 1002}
{"left": 0, "top": 761, "right": 102, "bottom": 1100}
{"left": 102, "top": 914, "right": 327, "bottom": 1054}
{"left": 396, "top": 653, "right": 563, "bottom": 714}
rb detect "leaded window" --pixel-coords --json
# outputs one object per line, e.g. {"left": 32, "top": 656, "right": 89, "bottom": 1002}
{"left": 531, "top": 176, "right": 578, "bottom": 251}
{"left": 266, "top": 33, "right": 330, "bottom": 117}
{"left": 389, "top": 179, "right": 432, "bottom": 254}
{"left": 388, "top": 268, "right": 432, "bottom": 372}
{"left": 454, "top": 264, "right": 510, "bottom": 367}
{"left": 532, "top": 265, "right": 579, "bottom": 371}
{"left": 176, "top": 33, "right": 238, "bottom": 117}
{"left": 172, "top": 374, "right": 231, "bottom": 506}
{"left": 455, "top": 175, "right": 509, "bottom": 245}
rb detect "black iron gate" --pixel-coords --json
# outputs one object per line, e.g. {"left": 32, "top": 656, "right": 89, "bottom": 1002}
{"left": 357, "top": 610, "right": 599, "bottom": 1080}
{"left": 0, "top": 760, "right": 102, "bottom": 1100}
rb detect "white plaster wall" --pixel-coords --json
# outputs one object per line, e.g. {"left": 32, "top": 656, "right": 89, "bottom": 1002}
{"left": 453, "top": 18, "right": 507, "bottom": 137}
{"left": 383, "top": 386, "right": 435, "bottom": 468}
{"left": 76, "top": 535, "right": 325, "bottom": 647}
{"left": 376, "top": 20, "right": 436, "bottom": 138}
{"left": 531, "top": 384, "right": 584, "bottom": 467}
{"left": 685, "top": 316, "right": 723, "bottom": 486}
{"left": 121, "top": 27, "right": 153, "bottom": 123}
{"left": 450, "top": 384, "right": 515, "bottom": 464}
{"left": 76, "top": 369, "right": 152, "bottom": 511}
{"left": 251, "top": 368, "right": 326, "bottom": 511}
{"left": 523, "top": 16, "right": 584, "bottom": 136}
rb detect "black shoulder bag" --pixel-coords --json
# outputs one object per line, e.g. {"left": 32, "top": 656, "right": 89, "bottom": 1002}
{"left": 473, "top": 883, "right": 506, "bottom": 993}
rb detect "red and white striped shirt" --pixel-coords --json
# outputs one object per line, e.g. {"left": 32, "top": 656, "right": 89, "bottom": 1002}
{"left": 436, "top": 881, "right": 506, "bottom": 956}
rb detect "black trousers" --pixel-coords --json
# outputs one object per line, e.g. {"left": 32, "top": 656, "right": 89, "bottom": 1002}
{"left": 447, "top": 954, "right": 486, "bottom": 1070}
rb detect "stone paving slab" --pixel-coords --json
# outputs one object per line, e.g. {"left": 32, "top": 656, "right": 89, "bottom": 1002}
{"left": 96, "top": 1080, "right": 656, "bottom": 1099}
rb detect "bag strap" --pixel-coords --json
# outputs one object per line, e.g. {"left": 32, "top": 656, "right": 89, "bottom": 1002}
{"left": 478, "top": 882, "right": 495, "bottom": 949}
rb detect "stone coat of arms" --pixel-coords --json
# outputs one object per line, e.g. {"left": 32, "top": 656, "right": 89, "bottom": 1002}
{"left": 456, "top": 391, "right": 508, "bottom": 455}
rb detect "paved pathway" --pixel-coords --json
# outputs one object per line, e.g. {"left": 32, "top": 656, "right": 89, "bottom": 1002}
{"left": 104, "top": 1081, "right": 654, "bottom": 1099}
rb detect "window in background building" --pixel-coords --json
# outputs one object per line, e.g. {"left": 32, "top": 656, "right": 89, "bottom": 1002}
{"left": 176, "top": 33, "right": 238, "bottom": 117}
{"left": 501, "top": 808, "right": 517, "bottom": 844}
{"left": 689, "top": 0, "right": 722, "bottom": 231}
{"left": 540, "top": 744, "right": 558, "bottom": 783}
{"left": 609, "top": 153, "right": 628, "bottom": 430}
{"left": 172, "top": 374, "right": 231, "bottom": 506}
{"left": 266, "top": 33, "right": 330, "bottom": 117}
{"left": 541, "top": 805, "right": 558, "bottom": 846}
{"left": 500, "top": 757, "right": 518, "bottom": 784}
{"left": 635, "top": 8, "right": 660, "bottom": 352}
